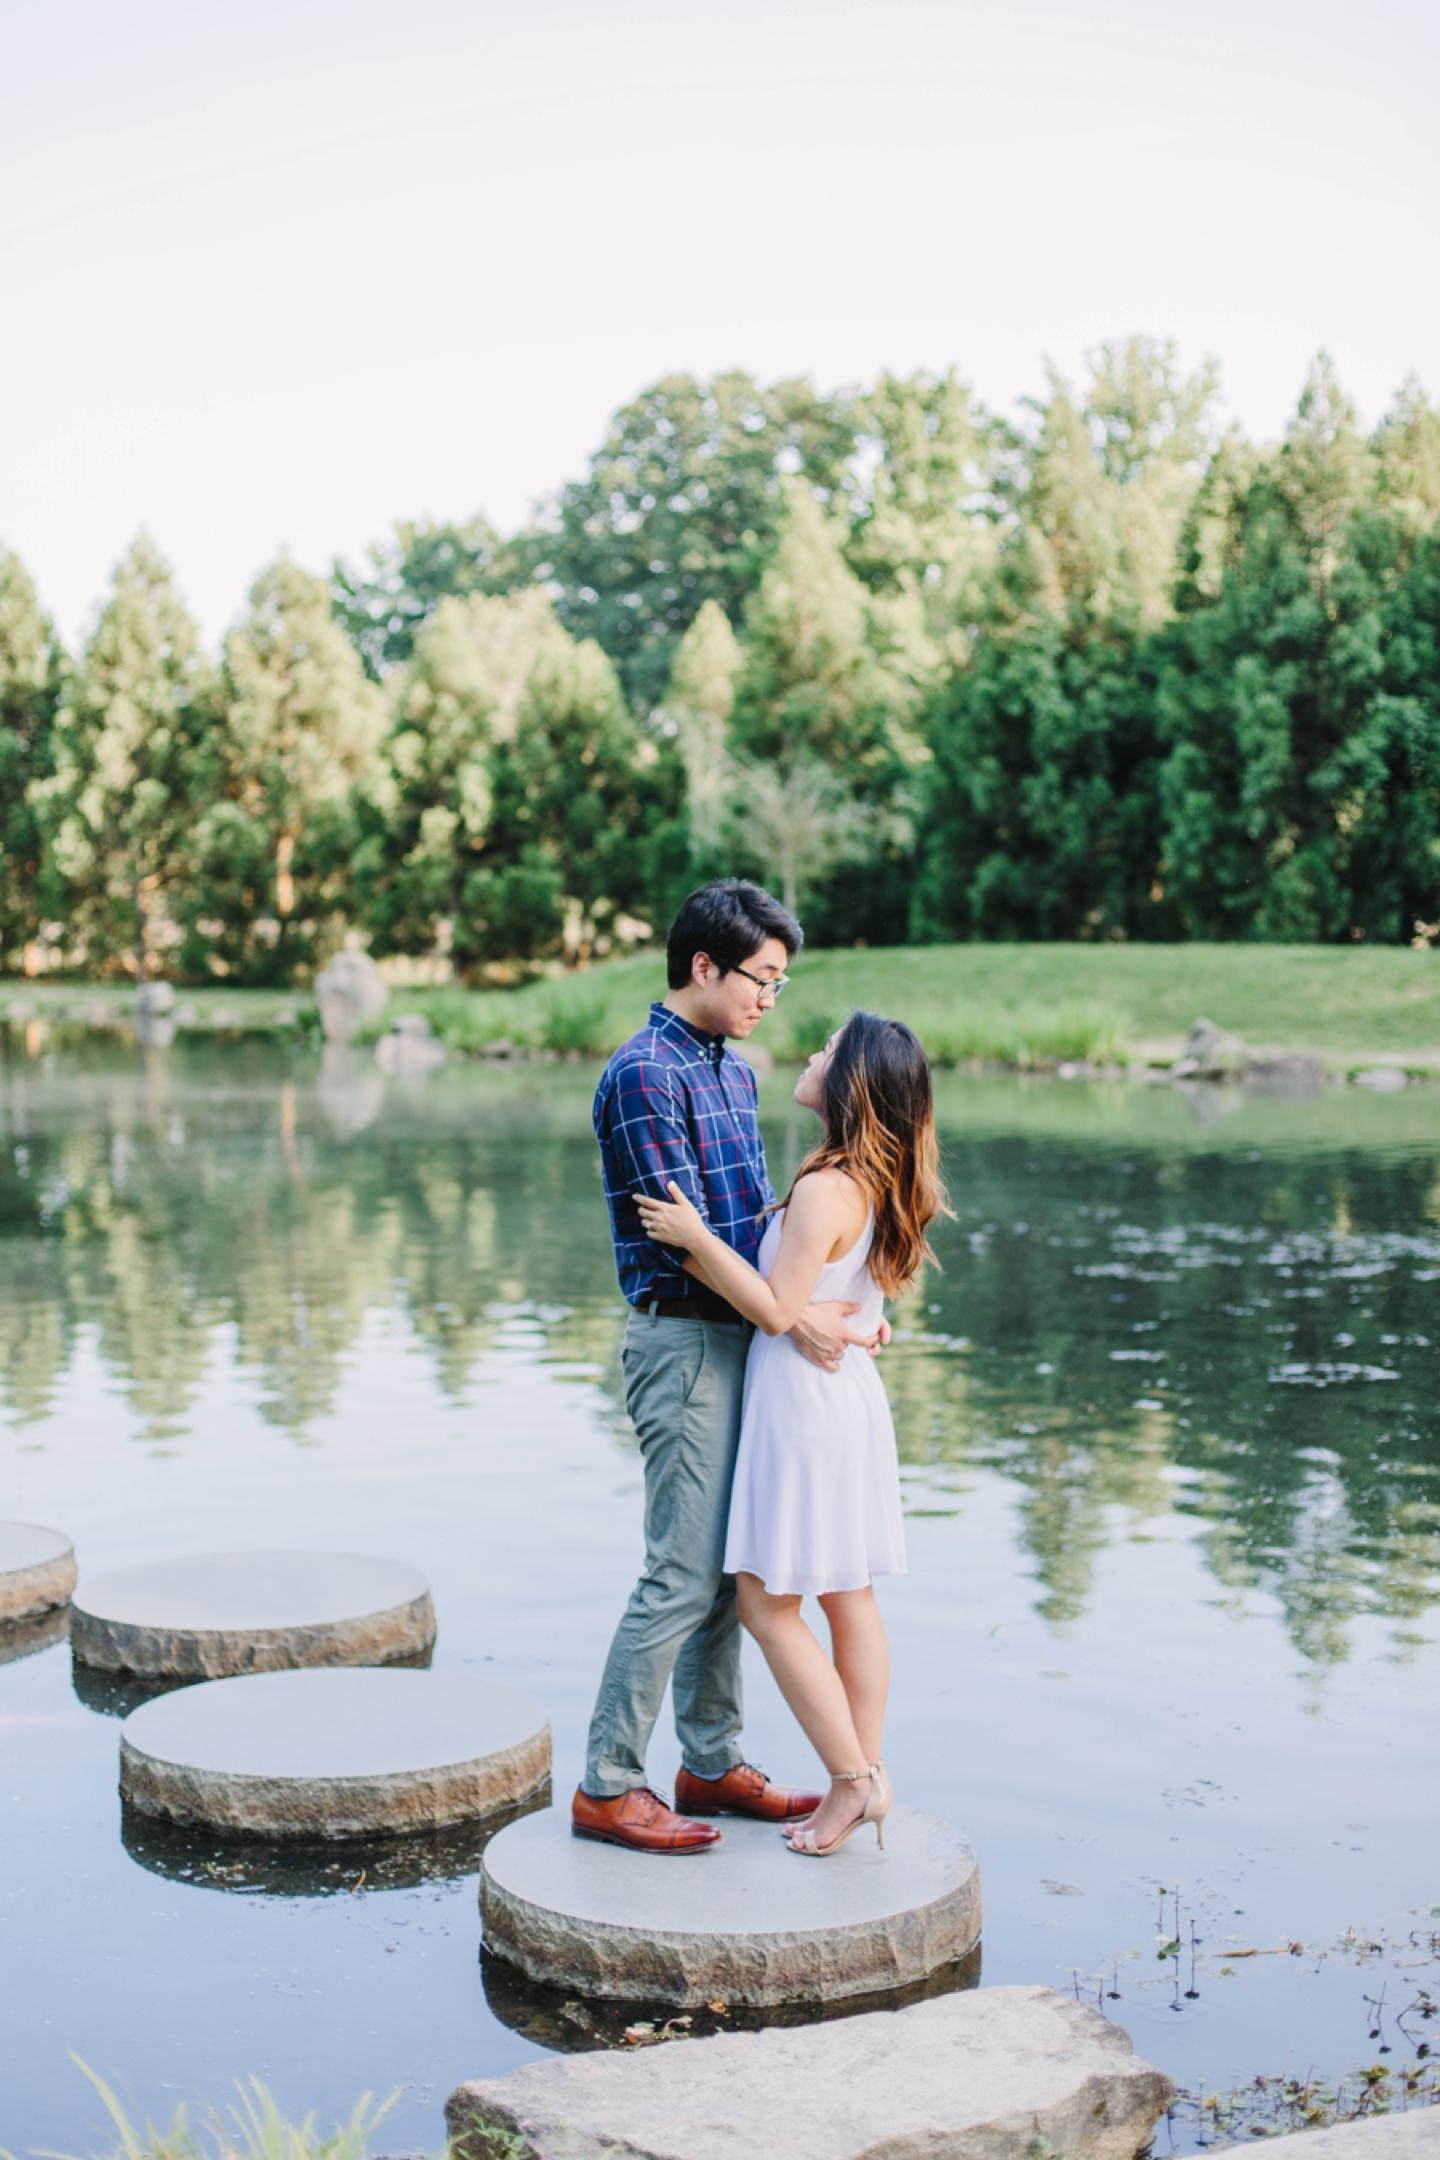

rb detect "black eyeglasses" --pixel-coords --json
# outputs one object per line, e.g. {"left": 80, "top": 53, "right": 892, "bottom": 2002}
{"left": 732, "top": 965, "right": 790, "bottom": 1001}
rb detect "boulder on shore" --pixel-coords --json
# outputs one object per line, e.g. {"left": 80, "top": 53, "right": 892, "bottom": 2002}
{"left": 1170, "top": 1015, "right": 1248, "bottom": 1080}
{"left": 445, "top": 1983, "right": 1174, "bottom": 2160}
{"left": 315, "top": 951, "right": 388, "bottom": 1043}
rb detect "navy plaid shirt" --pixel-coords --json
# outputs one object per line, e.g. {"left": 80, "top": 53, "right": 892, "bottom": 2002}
{"left": 594, "top": 1002, "right": 774, "bottom": 1309}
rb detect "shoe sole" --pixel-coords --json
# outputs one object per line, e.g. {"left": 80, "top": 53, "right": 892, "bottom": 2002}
{"left": 680, "top": 1804, "right": 817, "bottom": 1822}
{"left": 571, "top": 1824, "right": 719, "bottom": 1854}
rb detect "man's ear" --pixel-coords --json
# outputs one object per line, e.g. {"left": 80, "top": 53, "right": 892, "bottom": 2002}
{"left": 692, "top": 950, "right": 716, "bottom": 988}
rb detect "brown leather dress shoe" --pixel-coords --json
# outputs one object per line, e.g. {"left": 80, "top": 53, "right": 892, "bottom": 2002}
{"left": 571, "top": 1785, "right": 721, "bottom": 1854}
{"left": 674, "top": 1763, "right": 825, "bottom": 1822}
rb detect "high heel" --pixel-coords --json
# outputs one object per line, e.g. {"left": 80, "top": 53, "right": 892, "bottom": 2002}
{"left": 785, "top": 1770, "right": 892, "bottom": 1857}
{"left": 780, "top": 1761, "right": 889, "bottom": 1841}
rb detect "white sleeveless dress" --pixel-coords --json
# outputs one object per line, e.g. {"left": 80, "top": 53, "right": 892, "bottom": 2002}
{"left": 724, "top": 1207, "right": 908, "bottom": 1596}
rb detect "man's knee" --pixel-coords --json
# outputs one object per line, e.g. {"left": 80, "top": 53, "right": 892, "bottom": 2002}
{"left": 626, "top": 1556, "right": 726, "bottom": 1635}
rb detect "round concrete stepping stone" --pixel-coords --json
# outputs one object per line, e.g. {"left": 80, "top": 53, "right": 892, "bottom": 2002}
{"left": 120, "top": 1668, "right": 551, "bottom": 1838}
{"left": 480, "top": 1803, "right": 981, "bottom": 2009}
{"left": 71, "top": 1550, "right": 435, "bottom": 1676}
{"left": 0, "top": 1520, "right": 77, "bottom": 1623}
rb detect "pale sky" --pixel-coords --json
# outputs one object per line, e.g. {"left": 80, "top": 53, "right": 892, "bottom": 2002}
{"left": 1, "top": 0, "right": 1436, "bottom": 646}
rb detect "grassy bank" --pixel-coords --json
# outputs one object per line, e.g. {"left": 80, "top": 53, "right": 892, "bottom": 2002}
{"left": 372, "top": 941, "right": 1440, "bottom": 1068}
{"left": 5, "top": 943, "right": 1439, "bottom": 1069}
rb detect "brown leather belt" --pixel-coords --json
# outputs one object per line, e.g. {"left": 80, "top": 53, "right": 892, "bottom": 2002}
{"left": 645, "top": 1294, "right": 748, "bottom": 1326}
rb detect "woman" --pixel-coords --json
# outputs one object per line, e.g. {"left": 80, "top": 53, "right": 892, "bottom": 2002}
{"left": 635, "top": 1011, "right": 946, "bottom": 1857}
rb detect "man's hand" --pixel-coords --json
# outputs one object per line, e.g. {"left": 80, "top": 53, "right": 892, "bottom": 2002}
{"left": 790, "top": 1301, "right": 887, "bottom": 1373}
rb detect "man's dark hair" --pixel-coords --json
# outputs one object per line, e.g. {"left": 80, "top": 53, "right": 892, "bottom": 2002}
{"left": 666, "top": 880, "right": 802, "bottom": 990}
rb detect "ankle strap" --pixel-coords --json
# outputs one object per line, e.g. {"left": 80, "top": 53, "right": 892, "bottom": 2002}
{"left": 831, "top": 1769, "right": 869, "bottom": 1782}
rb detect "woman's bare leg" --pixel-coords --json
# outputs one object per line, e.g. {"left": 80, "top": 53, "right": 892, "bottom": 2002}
{"left": 735, "top": 1572, "right": 872, "bottom": 1849}
{"left": 818, "top": 1586, "right": 889, "bottom": 1767}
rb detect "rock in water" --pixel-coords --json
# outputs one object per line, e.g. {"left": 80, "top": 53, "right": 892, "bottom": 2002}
{"left": 1247, "top": 2115, "right": 1440, "bottom": 2160}
{"left": 480, "top": 1802, "right": 979, "bottom": 2008}
{"left": 445, "top": 1984, "right": 1174, "bottom": 2160}
{"left": 70, "top": 1549, "right": 435, "bottom": 1676}
{"left": 1171, "top": 1016, "right": 1248, "bottom": 1080}
{"left": 0, "top": 1521, "right": 77, "bottom": 1623}
{"left": 315, "top": 951, "right": 388, "bottom": 1043}
{"left": 120, "top": 1668, "right": 550, "bottom": 1837}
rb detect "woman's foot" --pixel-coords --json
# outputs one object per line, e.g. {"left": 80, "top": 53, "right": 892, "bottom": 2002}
{"left": 782, "top": 1761, "right": 887, "bottom": 1839}
{"left": 784, "top": 1771, "right": 872, "bottom": 1854}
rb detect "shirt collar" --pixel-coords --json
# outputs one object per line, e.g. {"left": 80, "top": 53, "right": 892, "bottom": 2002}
{"left": 649, "top": 1001, "right": 726, "bottom": 1067}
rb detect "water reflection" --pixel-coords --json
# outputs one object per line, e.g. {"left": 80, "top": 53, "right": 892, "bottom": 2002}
{"left": 70, "top": 1661, "right": 198, "bottom": 1718}
{"left": 1, "top": 1040, "right": 1437, "bottom": 1667}
{"left": 480, "top": 1939, "right": 984, "bottom": 2053}
{"left": 121, "top": 1786, "right": 550, "bottom": 1896}
{"left": 0, "top": 1604, "right": 70, "bottom": 1667}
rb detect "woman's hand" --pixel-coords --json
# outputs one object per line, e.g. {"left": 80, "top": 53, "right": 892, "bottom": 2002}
{"left": 634, "top": 1180, "right": 709, "bottom": 1253}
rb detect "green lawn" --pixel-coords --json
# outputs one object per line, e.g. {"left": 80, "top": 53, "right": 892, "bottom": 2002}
{"left": 6, "top": 944, "right": 1439, "bottom": 1067}
{"left": 378, "top": 942, "right": 1440, "bottom": 1067}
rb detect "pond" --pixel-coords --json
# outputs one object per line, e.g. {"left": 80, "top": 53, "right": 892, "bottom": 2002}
{"left": 1, "top": 1031, "right": 1438, "bottom": 2154}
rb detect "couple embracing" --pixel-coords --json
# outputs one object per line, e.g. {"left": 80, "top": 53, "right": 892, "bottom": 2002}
{"left": 573, "top": 879, "right": 945, "bottom": 1859}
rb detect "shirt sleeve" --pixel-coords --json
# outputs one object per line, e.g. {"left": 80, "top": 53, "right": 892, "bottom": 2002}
{"left": 604, "top": 1055, "right": 712, "bottom": 1225}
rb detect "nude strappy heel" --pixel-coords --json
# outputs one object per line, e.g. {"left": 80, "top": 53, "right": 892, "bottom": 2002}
{"left": 785, "top": 1769, "right": 891, "bottom": 1856}
{"left": 779, "top": 1761, "right": 890, "bottom": 1840}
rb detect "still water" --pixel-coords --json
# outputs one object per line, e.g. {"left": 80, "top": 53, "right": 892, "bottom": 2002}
{"left": 1, "top": 1033, "right": 1438, "bottom": 2154}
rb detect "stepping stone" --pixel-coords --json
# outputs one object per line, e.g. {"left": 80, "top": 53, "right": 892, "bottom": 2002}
{"left": 120, "top": 1667, "right": 551, "bottom": 1838}
{"left": 0, "top": 1520, "right": 77, "bottom": 1623}
{"left": 446, "top": 1981, "right": 1172, "bottom": 2160}
{"left": 71, "top": 1549, "right": 435, "bottom": 1676}
{"left": 480, "top": 1802, "right": 980, "bottom": 2010}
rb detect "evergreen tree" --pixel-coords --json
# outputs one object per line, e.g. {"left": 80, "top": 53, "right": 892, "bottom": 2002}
{"left": 464, "top": 633, "right": 686, "bottom": 969}
{"left": 664, "top": 598, "right": 744, "bottom": 861}
{"left": 724, "top": 487, "right": 922, "bottom": 937}
{"left": 353, "top": 588, "right": 568, "bottom": 958}
{"left": 39, "top": 535, "right": 210, "bottom": 977}
{"left": 1156, "top": 359, "right": 1440, "bottom": 941}
{"left": 182, "top": 558, "right": 384, "bottom": 981}
{"left": 914, "top": 341, "right": 1218, "bottom": 940}
{"left": 0, "top": 548, "right": 62, "bottom": 971}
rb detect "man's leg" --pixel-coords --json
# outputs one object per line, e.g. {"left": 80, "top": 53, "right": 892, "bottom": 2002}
{"left": 583, "top": 1314, "right": 748, "bottom": 1798}
{"left": 670, "top": 1322, "right": 749, "bottom": 1778}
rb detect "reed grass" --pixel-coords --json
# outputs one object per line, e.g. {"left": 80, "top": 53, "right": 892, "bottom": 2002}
{"left": 13, "top": 2058, "right": 395, "bottom": 2160}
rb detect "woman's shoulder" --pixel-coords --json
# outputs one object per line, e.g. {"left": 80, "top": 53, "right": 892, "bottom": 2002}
{"left": 791, "top": 1164, "right": 869, "bottom": 1224}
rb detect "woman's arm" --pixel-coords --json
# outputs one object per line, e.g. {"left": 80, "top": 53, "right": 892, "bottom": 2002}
{"left": 634, "top": 1171, "right": 865, "bottom": 1337}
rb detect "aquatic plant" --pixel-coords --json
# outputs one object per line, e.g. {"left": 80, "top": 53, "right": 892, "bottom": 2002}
{"left": 15, "top": 2057, "right": 395, "bottom": 2160}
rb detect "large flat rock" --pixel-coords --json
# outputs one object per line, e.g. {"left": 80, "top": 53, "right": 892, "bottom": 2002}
{"left": 1225, "top": 2117, "right": 1440, "bottom": 2160}
{"left": 481, "top": 1802, "right": 980, "bottom": 2009}
{"left": 71, "top": 1549, "right": 435, "bottom": 1675}
{"left": 120, "top": 1667, "right": 551, "bottom": 1837}
{"left": 445, "top": 1982, "right": 1173, "bottom": 2160}
{"left": 0, "top": 1520, "right": 77, "bottom": 1622}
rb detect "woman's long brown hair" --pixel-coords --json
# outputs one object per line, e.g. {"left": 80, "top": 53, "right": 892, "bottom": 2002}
{"left": 785, "top": 1011, "right": 948, "bottom": 1297}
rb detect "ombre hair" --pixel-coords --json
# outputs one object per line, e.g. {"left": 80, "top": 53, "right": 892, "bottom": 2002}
{"left": 788, "top": 1011, "right": 948, "bottom": 1297}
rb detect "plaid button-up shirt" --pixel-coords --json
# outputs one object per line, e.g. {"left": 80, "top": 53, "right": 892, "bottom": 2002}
{"left": 594, "top": 1002, "right": 774, "bottom": 1309}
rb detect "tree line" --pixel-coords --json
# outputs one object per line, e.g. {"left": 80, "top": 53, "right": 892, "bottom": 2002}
{"left": 3, "top": 337, "right": 1438, "bottom": 984}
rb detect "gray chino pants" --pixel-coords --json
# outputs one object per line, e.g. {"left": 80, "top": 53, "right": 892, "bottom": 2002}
{"left": 583, "top": 1309, "right": 752, "bottom": 1798}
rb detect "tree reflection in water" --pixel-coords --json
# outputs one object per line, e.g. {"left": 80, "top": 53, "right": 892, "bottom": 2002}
{"left": 1, "top": 1034, "right": 1437, "bottom": 1664}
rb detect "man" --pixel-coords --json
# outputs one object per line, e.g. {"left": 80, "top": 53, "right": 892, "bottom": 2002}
{"left": 574, "top": 878, "right": 886, "bottom": 1854}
